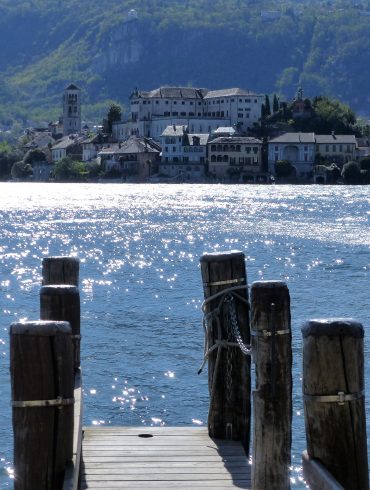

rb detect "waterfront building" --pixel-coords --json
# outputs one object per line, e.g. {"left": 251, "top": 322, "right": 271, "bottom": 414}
{"left": 158, "top": 124, "right": 209, "bottom": 181}
{"left": 208, "top": 136, "right": 264, "bottom": 182}
{"left": 268, "top": 132, "right": 316, "bottom": 178}
{"left": 98, "top": 136, "right": 161, "bottom": 180}
{"left": 315, "top": 133, "right": 357, "bottom": 165}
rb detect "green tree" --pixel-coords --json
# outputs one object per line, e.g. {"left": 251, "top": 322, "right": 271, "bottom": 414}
{"left": 273, "top": 94, "right": 279, "bottom": 113}
{"left": 11, "top": 160, "right": 33, "bottom": 179}
{"left": 53, "top": 157, "right": 87, "bottom": 181}
{"left": 0, "top": 145, "right": 23, "bottom": 180}
{"left": 106, "top": 104, "right": 122, "bottom": 134}
{"left": 275, "top": 160, "right": 295, "bottom": 178}
{"left": 23, "top": 148, "right": 47, "bottom": 165}
{"left": 341, "top": 161, "right": 362, "bottom": 184}
{"left": 265, "top": 95, "right": 271, "bottom": 117}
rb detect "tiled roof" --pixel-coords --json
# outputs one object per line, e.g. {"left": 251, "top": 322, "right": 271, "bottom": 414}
{"left": 161, "top": 125, "right": 187, "bottom": 136}
{"left": 51, "top": 136, "right": 81, "bottom": 150}
{"left": 213, "top": 127, "right": 236, "bottom": 135}
{"left": 135, "top": 87, "right": 207, "bottom": 99}
{"left": 99, "top": 137, "right": 160, "bottom": 155}
{"left": 269, "top": 132, "right": 315, "bottom": 144}
{"left": 66, "top": 83, "right": 80, "bottom": 91}
{"left": 315, "top": 134, "right": 357, "bottom": 145}
{"left": 204, "top": 88, "right": 261, "bottom": 99}
{"left": 210, "top": 136, "right": 262, "bottom": 144}
{"left": 186, "top": 134, "right": 209, "bottom": 146}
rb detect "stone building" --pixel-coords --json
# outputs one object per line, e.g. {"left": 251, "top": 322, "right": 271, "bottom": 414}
{"left": 63, "top": 84, "right": 82, "bottom": 136}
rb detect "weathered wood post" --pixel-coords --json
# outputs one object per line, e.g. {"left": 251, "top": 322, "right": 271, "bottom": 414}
{"left": 200, "top": 251, "right": 251, "bottom": 453}
{"left": 42, "top": 257, "right": 79, "bottom": 286}
{"left": 302, "top": 319, "right": 369, "bottom": 490}
{"left": 40, "top": 285, "right": 81, "bottom": 370}
{"left": 250, "top": 281, "right": 292, "bottom": 490}
{"left": 10, "top": 321, "right": 74, "bottom": 490}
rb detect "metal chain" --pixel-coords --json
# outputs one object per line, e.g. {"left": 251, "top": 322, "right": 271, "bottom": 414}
{"left": 225, "top": 294, "right": 251, "bottom": 356}
{"left": 226, "top": 318, "right": 233, "bottom": 404}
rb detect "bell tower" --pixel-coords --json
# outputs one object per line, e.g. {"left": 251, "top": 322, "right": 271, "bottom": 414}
{"left": 63, "top": 84, "right": 81, "bottom": 135}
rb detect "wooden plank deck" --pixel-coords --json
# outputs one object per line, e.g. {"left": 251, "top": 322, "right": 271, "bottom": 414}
{"left": 80, "top": 426, "right": 251, "bottom": 489}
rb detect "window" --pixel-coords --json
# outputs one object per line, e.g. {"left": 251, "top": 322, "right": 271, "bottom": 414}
{"left": 190, "top": 102, "right": 194, "bottom": 105}
{"left": 156, "top": 101, "right": 159, "bottom": 104}
{"left": 347, "top": 145, "right": 351, "bottom": 152}
{"left": 173, "top": 147, "right": 176, "bottom": 152}
{"left": 182, "top": 101, "right": 185, "bottom": 105}
{"left": 333, "top": 145, "right": 336, "bottom": 152}
{"left": 172, "top": 112, "right": 178, "bottom": 116}
{"left": 245, "top": 99, "right": 251, "bottom": 103}
{"left": 217, "top": 155, "right": 222, "bottom": 162}
{"left": 239, "top": 157, "right": 244, "bottom": 164}
{"left": 238, "top": 113, "right": 243, "bottom": 118}
{"left": 304, "top": 146, "right": 308, "bottom": 151}
{"left": 223, "top": 155, "right": 228, "bottom": 162}
{"left": 339, "top": 145, "right": 343, "bottom": 152}
{"left": 165, "top": 101, "right": 169, "bottom": 105}
{"left": 236, "top": 145, "right": 241, "bottom": 152}
{"left": 211, "top": 145, "right": 216, "bottom": 151}
{"left": 211, "top": 155, "right": 216, "bottom": 162}
{"left": 174, "top": 101, "right": 177, "bottom": 105}
{"left": 326, "top": 145, "right": 329, "bottom": 152}
{"left": 180, "top": 112, "right": 186, "bottom": 116}
{"left": 230, "top": 157, "right": 236, "bottom": 164}
{"left": 189, "top": 112, "right": 195, "bottom": 117}
{"left": 246, "top": 147, "right": 251, "bottom": 154}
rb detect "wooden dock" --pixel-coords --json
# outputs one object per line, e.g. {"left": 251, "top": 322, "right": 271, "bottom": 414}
{"left": 80, "top": 426, "right": 251, "bottom": 489}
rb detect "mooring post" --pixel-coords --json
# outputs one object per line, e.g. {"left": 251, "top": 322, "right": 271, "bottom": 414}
{"left": 40, "top": 285, "right": 81, "bottom": 370}
{"left": 10, "top": 321, "right": 74, "bottom": 490}
{"left": 199, "top": 251, "right": 251, "bottom": 453}
{"left": 302, "top": 319, "right": 369, "bottom": 490}
{"left": 250, "top": 281, "right": 292, "bottom": 490}
{"left": 42, "top": 256, "right": 79, "bottom": 286}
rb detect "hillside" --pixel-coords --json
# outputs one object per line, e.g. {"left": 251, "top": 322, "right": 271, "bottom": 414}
{"left": 1, "top": 0, "right": 370, "bottom": 129}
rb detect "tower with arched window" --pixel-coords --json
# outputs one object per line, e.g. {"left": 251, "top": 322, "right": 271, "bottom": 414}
{"left": 63, "top": 84, "right": 81, "bottom": 136}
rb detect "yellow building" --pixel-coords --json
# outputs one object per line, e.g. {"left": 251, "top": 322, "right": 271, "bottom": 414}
{"left": 315, "top": 133, "right": 357, "bottom": 164}
{"left": 208, "top": 136, "right": 263, "bottom": 182}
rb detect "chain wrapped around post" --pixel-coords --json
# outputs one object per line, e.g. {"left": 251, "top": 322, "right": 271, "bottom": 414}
{"left": 199, "top": 285, "right": 251, "bottom": 414}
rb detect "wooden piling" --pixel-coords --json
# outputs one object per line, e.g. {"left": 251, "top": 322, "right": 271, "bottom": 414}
{"left": 302, "top": 319, "right": 369, "bottom": 490}
{"left": 42, "top": 257, "right": 79, "bottom": 286}
{"left": 40, "top": 285, "right": 81, "bottom": 370}
{"left": 250, "top": 280, "right": 292, "bottom": 490}
{"left": 200, "top": 251, "right": 251, "bottom": 453}
{"left": 10, "top": 320, "right": 74, "bottom": 490}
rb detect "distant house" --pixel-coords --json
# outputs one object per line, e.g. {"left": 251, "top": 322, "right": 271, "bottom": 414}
{"left": 98, "top": 136, "right": 161, "bottom": 181}
{"left": 51, "top": 135, "right": 83, "bottom": 162}
{"left": 315, "top": 133, "right": 357, "bottom": 164}
{"left": 268, "top": 132, "right": 316, "bottom": 178}
{"left": 159, "top": 125, "right": 208, "bottom": 181}
{"left": 356, "top": 137, "right": 370, "bottom": 158}
{"left": 81, "top": 133, "right": 116, "bottom": 162}
{"left": 208, "top": 136, "right": 264, "bottom": 182}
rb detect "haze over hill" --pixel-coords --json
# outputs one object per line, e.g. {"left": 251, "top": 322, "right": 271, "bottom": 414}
{"left": 1, "top": 0, "right": 370, "bottom": 129}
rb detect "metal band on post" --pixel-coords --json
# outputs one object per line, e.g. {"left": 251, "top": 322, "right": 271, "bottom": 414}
{"left": 251, "top": 329, "right": 291, "bottom": 338}
{"left": 203, "top": 277, "right": 246, "bottom": 287}
{"left": 304, "top": 390, "right": 364, "bottom": 405}
{"left": 12, "top": 397, "right": 75, "bottom": 408}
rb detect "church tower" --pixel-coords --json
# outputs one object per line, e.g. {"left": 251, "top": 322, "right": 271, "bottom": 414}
{"left": 63, "top": 84, "right": 81, "bottom": 135}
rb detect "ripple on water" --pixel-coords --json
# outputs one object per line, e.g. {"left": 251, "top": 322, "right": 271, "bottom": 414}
{"left": 1, "top": 183, "right": 370, "bottom": 489}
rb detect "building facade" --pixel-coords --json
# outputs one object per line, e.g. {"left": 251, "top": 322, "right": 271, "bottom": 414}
{"left": 159, "top": 125, "right": 209, "bottom": 181}
{"left": 63, "top": 84, "right": 81, "bottom": 136}
{"left": 268, "top": 132, "right": 316, "bottom": 178}
{"left": 112, "top": 86, "right": 264, "bottom": 141}
{"left": 315, "top": 133, "right": 357, "bottom": 164}
{"left": 208, "top": 136, "right": 263, "bottom": 182}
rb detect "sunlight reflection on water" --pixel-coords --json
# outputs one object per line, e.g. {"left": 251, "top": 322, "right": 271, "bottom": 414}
{"left": 1, "top": 183, "right": 370, "bottom": 488}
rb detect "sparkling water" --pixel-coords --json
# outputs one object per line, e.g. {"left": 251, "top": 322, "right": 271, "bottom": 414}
{"left": 1, "top": 183, "right": 369, "bottom": 488}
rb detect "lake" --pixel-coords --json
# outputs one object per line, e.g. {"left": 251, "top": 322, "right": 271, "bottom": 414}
{"left": 0, "top": 182, "right": 369, "bottom": 488}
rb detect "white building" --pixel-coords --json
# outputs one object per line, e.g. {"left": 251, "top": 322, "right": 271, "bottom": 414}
{"left": 112, "top": 86, "right": 263, "bottom": 141}
{"left": 268, "top": 132, "right": 316, "bottom": 178}
{"left": 159, "top": 125, "right": 209, "bottom": 181}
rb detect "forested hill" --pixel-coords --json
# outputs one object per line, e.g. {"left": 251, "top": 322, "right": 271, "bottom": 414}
{"left": 1, "top": 0, "right": 370, "bottom": 128}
